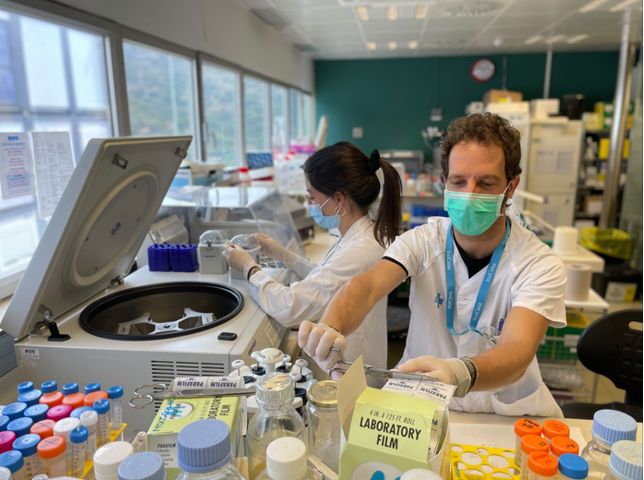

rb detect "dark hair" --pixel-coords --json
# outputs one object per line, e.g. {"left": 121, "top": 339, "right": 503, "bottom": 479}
{"left": 440, "top": 112, "right": 522, "bottom": 181}
{"left": 303, "top": 141, "right": 401, "bottom": 247}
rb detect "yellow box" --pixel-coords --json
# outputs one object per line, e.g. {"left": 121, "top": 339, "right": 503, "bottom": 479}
{"left": 484, "top": 89, "right": 523, "bottom": 104}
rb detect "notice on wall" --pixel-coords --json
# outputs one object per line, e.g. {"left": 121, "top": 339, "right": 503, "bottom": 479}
{"left": 0, "top": 132, "right": 35, "bottom": 199}
{"left": 31, "top": 131, "right": 75, "bottom": 219}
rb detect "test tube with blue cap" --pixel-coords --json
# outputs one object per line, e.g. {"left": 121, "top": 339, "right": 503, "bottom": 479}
{"left": 13, "top": 433, "right": 45, "bottom": 478}
{"left": 40, "top": 381, "right": 57, "bottom": 394}
{"left": 16, "top": 382, "right": 34, "bottom": 395}
{"left": 107, "top": 386, "right": 124, "bottom": 432}
{"left": 0, "top": 416, "right": 9, "bottom": 433}
{"left": 84, "top": 383, "right": 101, "bottom": 395}
{"left": 24, "top": 405, "right": 49, "bottom": 423}
{"left": 2, "top": 403, "right": 27, "bottom": 421}
{"left": 70, "top": 426, "right": 89, "bottom": 478}
{"left": 80, "top": 410, "right": 98, "bottom": 461}
{"left": 62, "top": 383, "right": 80, "bottom": 396}
{"left": 0, "top": 450, "right": 25, "bottom": 480}
{"left": 7, "top": 417, "right": 33, "bottom": 438}
{"left": 93, "top": 399, "right": 110, "bottom": 447}
{"left": 17, "top": 389, "right": 42, "bottom": 407}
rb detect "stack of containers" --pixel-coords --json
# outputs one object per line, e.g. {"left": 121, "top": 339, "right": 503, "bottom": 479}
{"left": 0, "top": 379, "right": 127, "bottom": 479}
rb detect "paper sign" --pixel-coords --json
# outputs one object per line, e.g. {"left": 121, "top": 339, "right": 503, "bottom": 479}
{"left": 0, "top": 132, "right": 35, "bottom": 199}
{"left": 31, "top": 131, "right": 75, "bottom": 218}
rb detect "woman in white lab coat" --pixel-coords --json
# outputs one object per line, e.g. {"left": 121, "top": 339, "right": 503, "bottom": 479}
{"left": 225, "top": 142, "right": 402, "bottom": 369}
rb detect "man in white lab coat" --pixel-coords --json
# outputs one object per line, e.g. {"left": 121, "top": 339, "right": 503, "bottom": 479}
{"left": 299, "top": 113, "right": 566, "bottom": 417}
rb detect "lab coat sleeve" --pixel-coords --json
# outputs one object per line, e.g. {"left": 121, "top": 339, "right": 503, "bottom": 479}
{"left": 511, "top": 252, "right": 567, "bottom": 327}
{"left": 283, "top": 254, "right": 316, "bottom": 280}
{"left": 383, "top": 222, "right": 440, "bottom": 277}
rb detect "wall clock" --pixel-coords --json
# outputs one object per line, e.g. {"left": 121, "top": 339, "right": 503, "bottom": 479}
{"left": 470, "top": 58, "right": 495, "bottom": 82}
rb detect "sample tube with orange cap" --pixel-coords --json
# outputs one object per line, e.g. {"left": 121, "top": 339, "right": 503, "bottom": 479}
{"left": 30, "top": 420, "right": 55, "bottom": 440}
{"left": 62, "top": 393, "right": 85, "bottom": 410}
{"left": 515, "top": 419, "right": 543, "bottom": 467}
{"left": 521, "top": 434, "right": 550, "bottom": 480}
{"left": 83, "top": 391, "right": 108, "bottom": 408}
{"left": 527, "top": 451, "right": 558, "bottom": 480}
{"left": 542, "top": 419, "right": 570, "bottom": 442}
{"left": 37, "top": 435, "right": 67, "bottom": 477}
{"left": 550, "top": 436, "right": 579, "bottom": 458}
{"left": 39, "top": 381, "right": 63, "bottom": 409}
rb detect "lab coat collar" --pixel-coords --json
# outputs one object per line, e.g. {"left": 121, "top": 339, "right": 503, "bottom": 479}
{"left": 339, "top": 215, "right": 374, "bottom": 245}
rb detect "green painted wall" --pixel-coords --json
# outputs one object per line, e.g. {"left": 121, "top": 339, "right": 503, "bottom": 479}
{"left": 314, "top": 51, "right": 619, "bottom": 154}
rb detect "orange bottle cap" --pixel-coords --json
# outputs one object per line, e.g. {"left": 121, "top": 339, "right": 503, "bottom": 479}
{"left": 37, "top": 435, "right": 66, "bottom": 459}
{"left": 528, "top": 451, "right": 558, "bottom": 477}
{"left": 62, "top": 392, "right": 85, "bottom": 409}
{"left": 550, "top": 436, "right": 579, "bottom": 456}
{"left": 83, "top": 391, "right": 108, "bottom": 407}
{"left": 39, "top": 391, "right": 64, "bottom": 408}
{"left": 514, "top": 418, "right": 543, "bottom": 437}
{"left": 543, "top": 419, "right": 570, "bottom": 439}
{"left": 31, "top": 419, "right": 56, "bottom": 439}
{"left": 522, "top": 434, "right": 550, "bottom": 454}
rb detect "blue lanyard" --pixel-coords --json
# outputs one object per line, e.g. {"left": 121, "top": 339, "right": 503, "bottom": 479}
{"left": 445, "top": 219, "right": 511, "bottom": 337}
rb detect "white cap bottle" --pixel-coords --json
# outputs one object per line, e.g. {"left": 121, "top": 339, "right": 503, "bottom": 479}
{"left": 400, "top": 469, "right": 443, "bottom": 480}
{"left": 93, "top": 441, "right": 133, "bottom": 480}
{"left": 265, "top": 437, "right": 320, "bottom": 480}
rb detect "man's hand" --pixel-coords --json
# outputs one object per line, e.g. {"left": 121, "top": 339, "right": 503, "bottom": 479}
{"left": 223, "top": 243, "right": 258, "bottom": 279}
{"left": 398, "top": 355, "right": 474, "bottom": 397}
{"left": 298, "top": 320, "right": 346, "bottom": 371}
{"left": 252, "top": 233, "right": 292, "bottom": 263}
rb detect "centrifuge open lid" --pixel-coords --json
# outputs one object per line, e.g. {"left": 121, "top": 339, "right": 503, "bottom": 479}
{"left": 1, "top": 136, "right": 192, "bottom": 340}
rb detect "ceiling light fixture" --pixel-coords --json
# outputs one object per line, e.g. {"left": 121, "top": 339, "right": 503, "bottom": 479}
{"left": 610, "top": 0, "right": 638, "bottom": 11}
{"left": 567, "top": 34, "right": 589, "bottom": 43}
{"left": 386, "top": 6, "right": 398, "bottom": 21}
{"left": 388, "top": 40, "right": 397, "bottom": 50}
{"left": 367, "top": 42, "right": 377, "bottom": 50}
{"left": 524, "top": 35, "right": 542, "bottom": 45}
{"left": 579, "top": 0, "right": 609, "bottom": 13}
{"left": 408, "top": 40, "right": 419, "bottom": 49}
{"left": 355, "top": 6, "right": 369, "bottom": 21}
{"left": 545, "top": 34, "right": 565, "bottom": 44}
{"left": 415, "top": 4, "right": 430, "bottom": 19}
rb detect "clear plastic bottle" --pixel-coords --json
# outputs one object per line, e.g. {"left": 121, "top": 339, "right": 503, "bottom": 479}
{"left": 13, "top": 433, "right": 45, "bottom": 478}
{"left": 521, "top": 434, "right": 550, "bottom": 480}
{"left": 93, "top": 399, "right": 111, "bottom": 446}
{"left": 256, "top": 437, "right": 320, "bottom": 480}
{"left": 70, "top": 426, "right": 88, "bottom": 478}
{"left": 0, "top": 450, "right": 24, "bottom": 480}
{"left": 580, "top": 410, "right": 637, "bottom": 480}
{"left": 176, "top": 419, "right": 243, "bottom": 480}
{"left": 306, "top": 380, "right": 340, "bottom": 473}
{"left": 80, "top": 411, "right": 98, "bottom": 461}
{"left": 605, "top": 441, "right": 642, "bottom": 480}
{"left": 118, "top": 452, "right": 165, "bottom": 480}
{"left": 93, "top": 441, "right": 133, "bottom": 480}
{"left": 106, "top": 386, "right": 124, "bottom": 432}
{"left": 558, "top": 454, "right": 589, "bottom": 480}
{"left": 247, "top": 373, "right": 305, "bottom": 480}
{"left": 37, "top": 436, "right": 67, "bottom": 477}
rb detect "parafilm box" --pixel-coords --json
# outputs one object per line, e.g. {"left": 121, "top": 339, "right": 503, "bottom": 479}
{"left": 147, "top": 396, "right": 242, "bottom": 480}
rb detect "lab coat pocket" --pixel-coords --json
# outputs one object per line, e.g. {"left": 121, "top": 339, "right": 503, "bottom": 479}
{"left": 491, "top": 365, "right": 563, "bottom": 418}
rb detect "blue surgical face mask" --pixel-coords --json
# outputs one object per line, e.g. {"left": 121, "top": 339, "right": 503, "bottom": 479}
{"left": 307, "top": 196, "right": 341, "bottom": 230}
{"left": 444, "top": 185, "right": 509, "bottom": 236}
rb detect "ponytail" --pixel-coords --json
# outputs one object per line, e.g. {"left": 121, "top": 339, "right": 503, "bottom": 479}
{"left": 370, "top": 152, "right": 402, "bottom": 247}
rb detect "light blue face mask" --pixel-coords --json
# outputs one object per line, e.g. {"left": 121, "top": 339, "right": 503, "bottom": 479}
{"left": 444, "top": 186, "right": 508, "bottom": 236}
{"left": 307, "top": 196, "right": 341, "bottom": 230}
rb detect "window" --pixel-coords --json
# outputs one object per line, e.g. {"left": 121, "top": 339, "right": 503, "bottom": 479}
{"left": 123, "top": 40, "right": 199, "bottom": 160}
{"left": 289, "top": 89, "right": 314, "bottom": 145}
{"left": 0, "top": 7, "right": 113, "bottom": 298}
{"left": 271, "top": 84, "right": 288, "bottom": 155}
{"left": 243, "top": 75, "right": 270, "bottom": 153}
{"left": 201, "top": 62, "right": 242, "bottom": 167}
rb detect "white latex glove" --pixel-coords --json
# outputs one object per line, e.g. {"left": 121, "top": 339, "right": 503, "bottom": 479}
{"left": 223, "top": 243, "right": 258, "bottom": 279}
{"left": 252, "top": 233, "right": 293, "bottom": 264}
{"left": 298, "top": 320, "right": 346, "bottom": 372}
{"left": 397, "top": 355, "right": 473, "bottom": 398}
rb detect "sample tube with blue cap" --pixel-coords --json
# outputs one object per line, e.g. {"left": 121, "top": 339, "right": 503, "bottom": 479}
{"left": 558, "top": 454, "right": 589, "bottom": 480}
{"left": 13, "top": 433, "right": 45, "bottom": 478}
{"left": 84, "top": 383, "right": 101, "bottom": 395}
{"left": 70, "top": 426, "right": 88, "bottom": 478}
{"left": 17, "top": 389, "right": 42, "bottom": 408}
{"left": 2, "top": 403, "right": 27, "bottom": 421}
{"left": 40, "top": 381, "right": 57, "bottom": 394}
{"left": 0, "top": 416, "right": 8, "bottom": 433}
{"left": 0, "top": 450, "right": 25, "bottom": 480}
{"left": 24, "top": 405, "right": 49, "bottom": 423}
{"left": 62, "top": 383, "right": 79, "bottom": 396}
{"left": 118, "top": 451, "right": 165, "bottom": 480}
{"left": 70, "top": 406, "right": 92, "bottom": 419}
{"left": 107, "top": 386, "right": 124, "bottom": 431}
{"left": 7, "top": 418, "right": 33, "bottom": 438}
{"left": 93, "top": 399, "right": 110, "bottom": 447}
{"left": 17, "top": 382, "right": 34, "bottom": 395}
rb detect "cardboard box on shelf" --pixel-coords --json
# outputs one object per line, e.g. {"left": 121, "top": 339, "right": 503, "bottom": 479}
{"left": 583, "top": 112, "right": 604, "bottom": 131}
{"left": 531, "top": 99, "right": 560, "bottom": 119}
{"left": 483, "top": 89, "right": 523, "bottom": 104}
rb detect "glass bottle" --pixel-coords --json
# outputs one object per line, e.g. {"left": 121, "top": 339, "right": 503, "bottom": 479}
{"left": 580, "top": 410, "right": 637, "bottom": 480}
{"left": 256, "top": 437, "right": 321, "bottom": 480}
{"left": 176, "top": 419, "right": 243, "bottom": 480}
{"left": 306, "top": 380, "right": 340, "bottom": 473}
{"left": 605, "top": 441, "right": 642, "bottom": 480}
{"left": 118, "top": 452, "right": 165, "bottom": 480}
{"left": 247, "top": 373, "right": 305, "bottom": 480}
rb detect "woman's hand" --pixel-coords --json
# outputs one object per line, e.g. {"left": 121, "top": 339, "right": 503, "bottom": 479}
{"left": 252, "top": 233, "right": 291, "bottom": 262}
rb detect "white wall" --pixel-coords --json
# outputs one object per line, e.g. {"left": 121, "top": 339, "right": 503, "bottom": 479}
{"left": 53, "top": 0, "right": 314, "bottom": 92}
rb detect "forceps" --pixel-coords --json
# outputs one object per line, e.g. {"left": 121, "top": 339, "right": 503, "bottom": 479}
{"left": 327, "top": 347, "right": 440, "bottom": 383}
{"left": 128, "top": 383, "right": 256, "bottom": 409}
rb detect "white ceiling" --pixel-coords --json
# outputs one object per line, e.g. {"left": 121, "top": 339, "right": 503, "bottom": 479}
{"left": 234, "top": 0, "right": 643, "bottom": 59}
